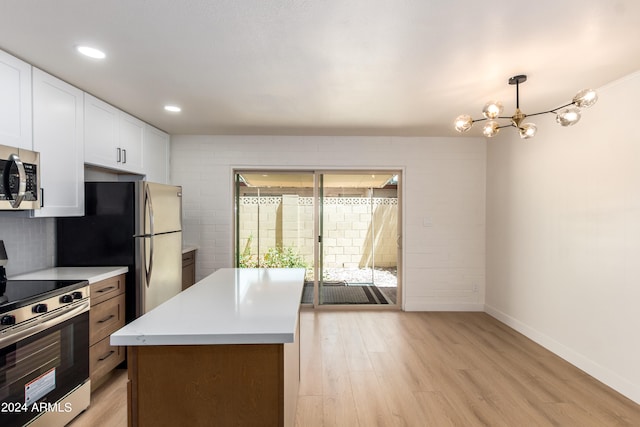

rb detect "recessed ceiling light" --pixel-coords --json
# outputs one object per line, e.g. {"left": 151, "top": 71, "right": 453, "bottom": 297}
{"left": 76, "top": 45, "right": 106, "bottom": 59}
{"left": 164, "top": 105, "right": 182, "bottom": 113}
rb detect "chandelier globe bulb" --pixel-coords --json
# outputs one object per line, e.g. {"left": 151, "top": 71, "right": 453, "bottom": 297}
{"left": 482, "top": 101, "right": 503, "bottom": 119}
{"left": 519, "top": 123, "right": 537, "bottom": 139}
{"left": 556, "top": 108, "right": 582, "bottom": 127}
{"left": 482, "top": 121, "right": 500, "bottom": 138}
{"left": 454, "top": 114, "right": 473, "bottom": 133}
{"left": 573, "top": 89, "right": 598, "bottom": 108}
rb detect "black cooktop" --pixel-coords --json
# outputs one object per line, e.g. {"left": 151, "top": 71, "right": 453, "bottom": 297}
{"left": 0, "top": 279, "right": 88, "bottom": 314}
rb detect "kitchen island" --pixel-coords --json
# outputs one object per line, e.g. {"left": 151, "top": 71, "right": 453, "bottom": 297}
{"left": 111, "top": 268, "right": 305, "bottom": 427}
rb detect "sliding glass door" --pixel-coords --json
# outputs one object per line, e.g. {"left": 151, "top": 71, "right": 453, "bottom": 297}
{"left": 319, "top": 172, "right": 398, "bottom": 306}
{"left": 235, "top": 170, "right": 400, "bottom": 308}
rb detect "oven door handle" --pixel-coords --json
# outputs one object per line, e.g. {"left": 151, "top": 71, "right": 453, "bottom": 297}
{"left": 0, "top": 300, "right": 89, "bottom": 348}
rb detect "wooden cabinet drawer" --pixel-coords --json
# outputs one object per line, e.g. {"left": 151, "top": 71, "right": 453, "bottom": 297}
{"left": 90, "top": 293, "right": 125, "bottom": 346}
{"left": 90, "top": 335, "right": 125, "bottom": 385}
{"left": 182, "top": 250, "right": 195, "bottom": 264}
{"left": 91, "top": 274, "right": 126, "bottom": 306}
{"left": 88, "top": 273, "right": 127, "bottom": 393}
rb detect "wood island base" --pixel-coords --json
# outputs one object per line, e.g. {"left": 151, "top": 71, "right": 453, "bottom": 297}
{"left": 126, "top": 333, "right": 299, "bottom": 426}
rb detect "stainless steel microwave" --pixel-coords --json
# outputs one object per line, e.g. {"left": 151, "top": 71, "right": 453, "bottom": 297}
{"left": 0, "top": 144, "right": 41, "bottom": 210}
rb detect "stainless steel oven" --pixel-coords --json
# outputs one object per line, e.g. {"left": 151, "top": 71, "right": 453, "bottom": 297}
{"left": 0, "top": 279, "right": 90, "bottom": 427}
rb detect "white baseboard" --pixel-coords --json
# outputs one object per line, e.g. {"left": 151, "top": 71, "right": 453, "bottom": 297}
{"left": 403, "top": 302, "right": 484, "bottom": 312}
{"left": 485, "top": 304, "right": 640, "bottom": 405}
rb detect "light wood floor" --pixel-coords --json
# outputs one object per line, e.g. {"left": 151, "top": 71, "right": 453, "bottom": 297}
{"left": 68, "top": 369, "right": 128, "bottom": 427}
{"left": 70, "top": 310, "right": 640, "bottom": 426}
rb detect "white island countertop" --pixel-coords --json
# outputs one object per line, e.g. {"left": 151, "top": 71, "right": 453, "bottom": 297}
{"left": 111, "top": 268, "right": 305, "bottom": 346}
{"left": 10, "top": 266, "right": 128, "bottom": 284}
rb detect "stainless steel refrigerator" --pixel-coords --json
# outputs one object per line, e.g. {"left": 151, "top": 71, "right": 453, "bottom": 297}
{"left": 57, "top": 181, "right": 183, "bottom": 321}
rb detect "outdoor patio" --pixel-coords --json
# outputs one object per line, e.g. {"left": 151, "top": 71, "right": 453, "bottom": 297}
{"left": 301, "top": 267, "right": 397, "bottom": 305}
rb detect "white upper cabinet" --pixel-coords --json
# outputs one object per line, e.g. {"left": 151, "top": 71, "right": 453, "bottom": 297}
{"left": 84, "top": 93, "right": 118, "bottom": 167}
{"left": 0, "top": 49, "right": 32, "bottom": 149}
{"left": 31, "top": 68, "right": 85, "bottom": 217}
{"left": 119, "top": 111, "right": 145, "bottom": 172}
{"left": 143, "top": 124, "right": 170, "bottom": 183}
{"left": 84, "top": 93, "right": 144, "bottom": 174}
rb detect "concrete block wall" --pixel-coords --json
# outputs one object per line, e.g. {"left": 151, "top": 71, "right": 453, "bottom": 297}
{"left": 238, "top": 196, "right": 397, "bottom": 268}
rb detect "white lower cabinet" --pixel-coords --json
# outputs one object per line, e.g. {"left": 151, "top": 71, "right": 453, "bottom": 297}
{"left": 31, "top": 68, "right": 84, "bottom": 217}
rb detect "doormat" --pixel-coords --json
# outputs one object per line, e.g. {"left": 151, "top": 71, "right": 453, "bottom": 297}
{"left": 301, "top": 283, "right": 389, "bottom": 305}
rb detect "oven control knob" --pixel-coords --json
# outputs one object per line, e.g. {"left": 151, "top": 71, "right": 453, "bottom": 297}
{"left": 32, "top": 304, "right": 48, "bottom": 313}
{"left": 60, "top": 294, "right": 74, "bottom": 303}
{"left": 1, "top": 315, "right": 16, "bottom": 325}
{"left": 72, "top": 291, "right": 83, "bottom": 300}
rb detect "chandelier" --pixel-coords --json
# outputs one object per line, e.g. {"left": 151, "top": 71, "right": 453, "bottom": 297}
{"left": 454, "top": 75, "right": 598, "bottom": 139}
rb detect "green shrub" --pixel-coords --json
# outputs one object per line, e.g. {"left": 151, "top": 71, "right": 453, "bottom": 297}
{"left": 238, "top": 235, "right": 309, "bottom": 272}
{"left": 262, "top": 246, "right": 308, "bottom": 269}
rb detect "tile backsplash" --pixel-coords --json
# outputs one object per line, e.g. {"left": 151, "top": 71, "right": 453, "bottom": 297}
{"left": 0, "top": 213, "right": 55, "bottom": 276}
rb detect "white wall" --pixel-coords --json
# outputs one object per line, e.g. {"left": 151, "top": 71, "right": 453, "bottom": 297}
{"left": 170, "top": 135, "right": 486, "bottom": 310}
{"left": 486, "top": 71, "right": 640, "bottom": 403}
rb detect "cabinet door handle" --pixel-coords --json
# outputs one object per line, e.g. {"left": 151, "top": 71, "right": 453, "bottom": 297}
{"left": 96, "top": 286, "right": 116, "bottom": 294}
{"left": 98, "top": 350, "right": 115, "bottom": 361}
{"left": 122, "top": 149, "right": 127, "bottom": 164}
{"left": 117, "top": 147, "right": 121, "bottom": 163}
{"left": 97, "top": 314, "right": 116, "bottom": 324}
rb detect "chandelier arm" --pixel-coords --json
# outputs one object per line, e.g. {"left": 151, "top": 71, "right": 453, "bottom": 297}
{"left": 496, "top": 123, "right": 516, "bottom": 130}
{"left": 525, "top": 102, "right": 575, "bottom": 118}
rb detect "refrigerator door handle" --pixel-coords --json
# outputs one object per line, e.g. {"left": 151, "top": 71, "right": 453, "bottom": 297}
{"left": 145, "top": 236, "right": 154, "bottom": 287}
{"left": 145, "top": 183, "right": 156, "bottom": 236}
{"left": 144, "top": 184, "right": 155, "bottom": 287}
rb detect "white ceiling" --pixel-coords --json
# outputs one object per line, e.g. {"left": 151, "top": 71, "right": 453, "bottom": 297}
{"left": 1, "top": 0, "right": 639, "bottom": 138}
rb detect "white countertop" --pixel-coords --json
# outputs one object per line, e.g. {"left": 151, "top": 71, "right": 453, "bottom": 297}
{"left": 182, "top": 245, "right": 198, "bottom": 254}
{"left": 111, "top": 268, "right": 305, "bottom": 346}
{"left": 10, "top": 266, "right": 128, "bottom": 284}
